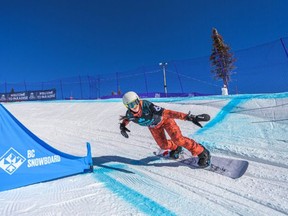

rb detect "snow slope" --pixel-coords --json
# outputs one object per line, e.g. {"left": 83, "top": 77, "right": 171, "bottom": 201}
{"left": 1, "top": 92, "right": 288, "bottom": 216}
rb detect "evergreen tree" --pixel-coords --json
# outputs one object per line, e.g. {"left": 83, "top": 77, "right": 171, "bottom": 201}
{"left": 210, "top": 28, "right": 236, "bottom": 87}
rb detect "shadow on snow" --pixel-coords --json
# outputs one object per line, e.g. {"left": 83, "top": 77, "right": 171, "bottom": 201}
{"left": 92, "top": 155, "right": 195, "bottom": 174}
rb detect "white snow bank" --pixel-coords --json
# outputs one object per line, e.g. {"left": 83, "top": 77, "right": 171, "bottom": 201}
{"left": 1, "top": 92, "right": 288, "bottom": 216}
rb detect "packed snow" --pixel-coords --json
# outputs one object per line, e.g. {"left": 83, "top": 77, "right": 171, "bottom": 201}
{"left": 1, "top": 92, "right": 288, "bottom": 216}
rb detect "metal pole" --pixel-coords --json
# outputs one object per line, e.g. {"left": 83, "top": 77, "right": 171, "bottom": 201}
{"left": 98, "top": 75, "right": 101, "bottom": 98}
{"left": 60, "top": 80, "right": 63, "bottom": 100}
{"left": 116, "top": 72, "right": 119, "bottom": 95}
{"left": 159, "top": 62, "right": 168, "bottom": 97}
{"left": 79, "top": 76, "right": 83, "bottom": 99}
{"left": 143, "top": 67, "right": 149, "bottom": 96}
{"left": 173, "top": 62, "right": 184, "bottom": 93}
{"left": 280, "top": 38, "right": 288, "bottom": 59}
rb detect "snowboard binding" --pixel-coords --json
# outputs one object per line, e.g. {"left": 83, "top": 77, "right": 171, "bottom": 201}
{"left": 197, "top": 147, "right": 211, "bottom": 168}
{"left": 169, "top": 146, "right": 183, "bottom": 159}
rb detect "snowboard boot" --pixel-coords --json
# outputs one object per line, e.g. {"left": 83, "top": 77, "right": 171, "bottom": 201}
{"left": 197, "top": 146, "right": 211, "bottom": 168}
{"left": 169, "top": 146, "right": 183, "bottom": 159}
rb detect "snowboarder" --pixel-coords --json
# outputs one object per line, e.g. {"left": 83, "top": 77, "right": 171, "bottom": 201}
{"left": 119, "top": 91, "right": 211, "bottom": 167}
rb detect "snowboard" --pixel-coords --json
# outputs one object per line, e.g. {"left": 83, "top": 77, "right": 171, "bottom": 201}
{"left": 153, "top": 150, "right": 249, "bottom": 179}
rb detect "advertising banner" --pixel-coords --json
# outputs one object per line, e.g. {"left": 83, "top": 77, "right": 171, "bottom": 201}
{"left": 0, "top": 89, "right": 56, "bottom": 102}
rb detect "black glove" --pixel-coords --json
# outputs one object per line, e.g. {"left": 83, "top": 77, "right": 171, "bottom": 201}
{"left": 186, "top": 112, "right": 210, "bottom": 128}
{"left": 120, "top": 123, "right": 130, "bottom": 138}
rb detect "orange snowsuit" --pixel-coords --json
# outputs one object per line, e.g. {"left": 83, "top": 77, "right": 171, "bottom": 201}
{"left": 121, "top": 100, "right": 204, "bottom": 156}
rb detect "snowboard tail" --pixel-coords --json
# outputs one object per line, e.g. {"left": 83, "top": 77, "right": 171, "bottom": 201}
{"left": 154, "top": 150, "right": 249, "bottom": 179}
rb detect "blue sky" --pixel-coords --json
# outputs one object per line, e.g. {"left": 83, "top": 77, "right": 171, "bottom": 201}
{"left": 0, "top": 0, "right": 288, "bottom": 83}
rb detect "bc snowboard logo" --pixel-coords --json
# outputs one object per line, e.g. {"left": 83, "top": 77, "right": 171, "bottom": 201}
{"left": 0, "top": 148, "right": 26, "bottom": 175}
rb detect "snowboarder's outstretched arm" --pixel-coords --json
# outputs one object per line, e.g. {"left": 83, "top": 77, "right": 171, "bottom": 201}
{"left": 186, "top": 112, "right": 210, "bottom": 128}
{"left": 162, "top": 110, "right": 210, "bottom": 128}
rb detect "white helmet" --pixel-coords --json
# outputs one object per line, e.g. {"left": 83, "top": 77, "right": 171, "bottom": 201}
{"left": 122, "top": 91, "right": 140, "bottom": 108}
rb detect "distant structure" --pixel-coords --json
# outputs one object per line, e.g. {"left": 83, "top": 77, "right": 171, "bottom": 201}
{"left": 221, "top": 84, "right": 228, "bottom": 95}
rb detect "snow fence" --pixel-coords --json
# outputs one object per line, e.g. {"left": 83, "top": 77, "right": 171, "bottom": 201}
{"left": 0, "top": 104, "right": 93, "bottom": 192}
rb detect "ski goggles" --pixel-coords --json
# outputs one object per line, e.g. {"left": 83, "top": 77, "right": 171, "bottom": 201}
{"left": 125, "top": 99, "right": 140, "bottom": 109}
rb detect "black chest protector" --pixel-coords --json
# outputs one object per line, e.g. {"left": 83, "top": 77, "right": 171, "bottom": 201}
{"left": 126, "top": 100, "right": 164, "bottom": 127}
